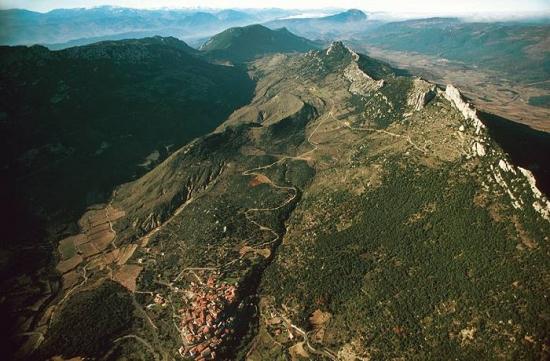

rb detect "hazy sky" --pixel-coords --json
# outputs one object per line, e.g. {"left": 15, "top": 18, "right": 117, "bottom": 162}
{"left": 1, "top": 0, "right": 549, "bottom": 14}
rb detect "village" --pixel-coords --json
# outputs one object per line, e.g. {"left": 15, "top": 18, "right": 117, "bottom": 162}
{"left": 178, "top": 273, "right": 238, "bottom": 361}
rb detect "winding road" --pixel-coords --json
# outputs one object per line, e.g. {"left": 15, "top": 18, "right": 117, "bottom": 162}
{"left": 237, "top": 97, "right": 340, "bottom": 359}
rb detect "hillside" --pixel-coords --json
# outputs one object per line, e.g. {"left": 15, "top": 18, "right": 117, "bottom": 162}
{"left": 13, "top": 42, "right": 550, "bottom": 360}
{"left": 359, "top": 18, "right": 550, "bottom": 85}
{"left": 200, "top": 24, "right": 319, "bottom": 63}
{"left": 0, "top": 36, "right": 254, "bottom": 225}
{"left": 0, "top": 37, "right": 254, "bottom": 348}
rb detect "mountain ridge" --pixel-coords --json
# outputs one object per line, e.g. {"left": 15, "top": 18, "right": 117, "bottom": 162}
{"left": 8, "top": 40, "right": 549, "bottom": 360}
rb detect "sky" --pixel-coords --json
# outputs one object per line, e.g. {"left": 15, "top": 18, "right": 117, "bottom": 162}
{"left": 1, "top": 0, "right": 549, "bottom": 14}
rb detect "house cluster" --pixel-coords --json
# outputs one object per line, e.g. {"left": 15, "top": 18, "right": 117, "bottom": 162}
{"left": 179, "top": 274, "right": 238, "bottom": 360}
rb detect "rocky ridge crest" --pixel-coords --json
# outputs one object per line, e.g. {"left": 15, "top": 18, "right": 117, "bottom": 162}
{"left": 443, "top": 83, "right": 550, "bottom": 220}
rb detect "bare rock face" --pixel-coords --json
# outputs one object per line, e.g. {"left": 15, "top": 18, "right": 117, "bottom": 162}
{"left": 324, "top": 41, "right": 385, "bottom": 96}
{"left": 443, "top": 84, "right": 485, "bottom": 134}
{"left": 408, "top": 78, "right": 436, "bottom": 111}
{"left": 333, "top": 42, "right": 384, "bottom": 96}
{"left": 472, "top": 141, "right": 486, "bottom": 157}
{"left": 344, "top": 61, "right": 384, "bottom": 95}
{"left": 519, "top": 167, "right": 550, "bottom": 220}
{"left": 498, "top": 159, "right": 516, "bottom": 174}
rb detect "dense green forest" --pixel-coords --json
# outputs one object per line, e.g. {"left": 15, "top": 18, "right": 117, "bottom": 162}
{"left": 262, "top": 159, "right": 549, "bottom": 359}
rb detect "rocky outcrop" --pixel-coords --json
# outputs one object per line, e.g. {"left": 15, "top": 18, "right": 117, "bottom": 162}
{"left": 518, "top": 167, "right": 550, "bottom": 220}
{"left": 498, "top": 159, "right": 516, "bottom": 174}
{"left": 441, "top": 84, "right": 489, "bottom": 160}
{"left": 408, "top": 78, "right": 436, "bottom": 111}
{"left": 489, "top": 158, "right": 550, "bottom": 220}
{"left": 328, "top": 42, "right": 384, "bottom": 96}
{"left": 491, "top": 164, "right": 522, "bottom": 209}
{"left": 323, "top": 42, "right": 385, "bottom": 96}
{"left": 344, "top": 61, "right": 384, "bottom": 95}
{"left": 443, "top": 84, "right": 485, "bottom": 135}
{"left": 472, "top": 142, "right": 486, "bottom": 157}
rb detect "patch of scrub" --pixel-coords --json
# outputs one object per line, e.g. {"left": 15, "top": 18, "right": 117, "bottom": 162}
{"left": 528, "top": 95, "right": 550, "bottom": 108}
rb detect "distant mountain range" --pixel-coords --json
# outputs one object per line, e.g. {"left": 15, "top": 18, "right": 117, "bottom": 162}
{"left": 0, "top": 7, "right": 379, "bottom": 49}
{"left": 0, "top": 6, "right": 303, "bottom": 47}
{"left": 265, "top": 9, "right": 378, "bottom": 40}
